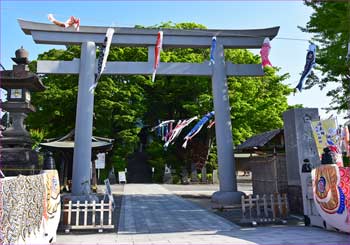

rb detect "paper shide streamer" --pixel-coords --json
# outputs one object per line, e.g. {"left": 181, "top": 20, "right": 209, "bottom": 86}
{"left": 89, "top": 28, "right": 115, "bottom": 93}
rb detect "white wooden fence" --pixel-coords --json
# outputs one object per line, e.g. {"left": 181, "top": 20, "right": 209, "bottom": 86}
{"left": 241, "top": 193, "right": 289, "bottom": 225}
{"left": 62, "top": 200, "right": 114, "bottom": 233}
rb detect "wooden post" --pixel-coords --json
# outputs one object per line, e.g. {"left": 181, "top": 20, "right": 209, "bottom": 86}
{"left": 100, "top": 200, "right": 104, "bottom": 227}
{"left": 76, "top": 201, "right": 80, "bottom": 226}
{"left": 92, "top": 159, "right": 97, "bottom": 193}
{"left": 84, "top": 200, "right": 88, "bottom": 226}
{"left": 68, "top": 200, "right": 72, "bottom": 226}
{"left": 277, "top": 193, "right": 282, "bottom": 218}
{"left": 270, "top": 194, "right": 276, "bottom": 221}
{"left": 108, "top": 201, "right": 113, "bottom": 225}
{"left": 248, "top": 195, "right": 253, "bottom": 220}
{"left": 63, "top": 198, "right": 69, "bottom": 225}
{"left": 92, "top": 200, "right": 96, "bottom": 227}
{"left": 241, "top": 195, "right": 246, "bottom": 220}
{"left": 282, "top": 193, "right": 288, "bottom": 218}
{"left": 256, "top": 194, "right": 261, "bottom": 221}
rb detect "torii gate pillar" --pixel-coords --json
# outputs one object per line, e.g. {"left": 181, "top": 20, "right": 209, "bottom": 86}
{"left": 211, "top": 43, "right": 243, "bottom": 204}
{"left": 72, "top": 41, "right": 96, "bottom": 196}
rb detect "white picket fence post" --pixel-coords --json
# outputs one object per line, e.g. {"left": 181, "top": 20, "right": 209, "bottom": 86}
{"left": 63, "top": 199, "right": 114, "bottom": 233}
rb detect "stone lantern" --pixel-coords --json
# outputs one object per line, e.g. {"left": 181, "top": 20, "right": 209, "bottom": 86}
{"left": 0, "top": 47, "right": 45, "bottom": 176}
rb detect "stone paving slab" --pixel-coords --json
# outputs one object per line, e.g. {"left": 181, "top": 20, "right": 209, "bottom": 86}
{"left": 56, "top": 184, "right": 349, "bottom": 244}
{"left": 118, "top": 184, "right": 238, "bottom": 234}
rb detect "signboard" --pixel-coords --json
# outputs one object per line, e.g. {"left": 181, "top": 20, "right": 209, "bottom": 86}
{"left": 118, "top": 171, "right": 126, "bottom": 184}
{"left": 104, "top": 179, "right": 115, "bottom": 207}
{"left": 96, "top": 153, "right": 106, "bottom": 169}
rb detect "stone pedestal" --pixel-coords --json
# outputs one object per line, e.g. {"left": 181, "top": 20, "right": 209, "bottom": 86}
{"left": 211, "top": 191, "right": 245, "bottom": 205}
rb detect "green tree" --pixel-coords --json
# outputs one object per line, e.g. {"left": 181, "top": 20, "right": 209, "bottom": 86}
{"left": 27, "top": 45, "right": 147, "bottom": 173}
{"left": 300, "top": 1, "right": 350, "bottom": 112}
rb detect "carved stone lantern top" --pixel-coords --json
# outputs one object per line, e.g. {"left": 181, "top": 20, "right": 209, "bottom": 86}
{"left": 11, "top": 46, "right": 29, "bottom": 65}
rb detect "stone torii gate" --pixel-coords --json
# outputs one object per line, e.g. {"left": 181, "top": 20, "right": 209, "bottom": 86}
{"left": 18, "top": 19, "right": 279, "bottom": 203}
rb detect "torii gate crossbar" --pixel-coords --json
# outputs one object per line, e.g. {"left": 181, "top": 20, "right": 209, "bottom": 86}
{"left": 18, "top": 19, "right": 279, "bottom": 203}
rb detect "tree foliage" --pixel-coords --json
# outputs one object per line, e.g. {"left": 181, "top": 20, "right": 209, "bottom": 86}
{"left": 27, "top": 21, "right": 292, "bottom": 176}
{"left": 300, "top": 1, "right": 350, "bottom": 111}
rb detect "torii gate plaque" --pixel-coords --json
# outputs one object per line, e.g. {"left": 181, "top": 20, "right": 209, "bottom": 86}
{"left": 19, "top": 19, "right": 279, "bottom": 203}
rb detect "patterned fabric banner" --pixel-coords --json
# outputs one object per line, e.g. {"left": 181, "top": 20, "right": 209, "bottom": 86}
{"left": 311, "top": 118, "right": 338, "bottom": 157}
{"left": 0, "top": 171, "right": 60, "bottom": 244}
{"left": 90, "top": 27, "right": 115, "bottom": 93}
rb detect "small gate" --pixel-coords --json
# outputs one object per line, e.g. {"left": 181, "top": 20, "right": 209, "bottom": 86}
{"left": 62, "top": 200, "right": 114, "bottom": 233}
{"left": 241, "top": 193, "right": 289, "bottom": 225}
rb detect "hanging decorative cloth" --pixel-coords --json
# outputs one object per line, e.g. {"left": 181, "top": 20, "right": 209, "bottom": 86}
{"left": 182, "top": 111, "right": 215, "bottom": 148}
{"left": 260, "top": 37, "right": 272, "bottom": 67}
{"left": 89, "top": 28, "right": 115, "bottom": 93}
{"left": 152, "top": 31, "right": 163, "bottom": 82}
{"left": 151, "top": 120, "right": 175, "bottom": 132}
{"left": 164, "top": 116, "right": 198, "bottom": 148}
{"left": 295, "top": 43, "right": 316, "bottom": 92}
{"left": 209, "top": 36, "right": 216, "bottom": 65}
{"left": 164, "top": 121, "right": 173, "bottom": 142}
{"left": 207, "top": 120, "right": 215, "bottom": 129}
{"left": 347, "top": 42, "right": 350, "bottom": 63}
{"left": 48, "top": 14, "right": 80, "bottom": 31}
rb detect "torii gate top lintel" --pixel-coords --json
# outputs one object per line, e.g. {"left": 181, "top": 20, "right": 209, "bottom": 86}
{"left": 18, "top": 19, "right": 279, "bottom": 48}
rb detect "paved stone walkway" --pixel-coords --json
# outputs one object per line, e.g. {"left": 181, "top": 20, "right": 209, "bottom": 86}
{"left": 57, "top": 184, "right": 350, "bottom": 244}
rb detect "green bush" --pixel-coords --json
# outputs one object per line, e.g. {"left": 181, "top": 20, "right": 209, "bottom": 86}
{"left": 146, "top": 141, "right": 166, "bottom": 182}
{"left": 207, "top": 173, "right": 213, "bottom": 183}
{"left": 112, "top": 155, "right": 127, "bottom": 172}
{"left": 30, "top": 129, "right": 46, "bottom": 150}
{"left": 172, "top": 175, "right": 180, "bottom": 184}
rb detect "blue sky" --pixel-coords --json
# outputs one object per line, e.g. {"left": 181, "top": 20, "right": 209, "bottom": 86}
{"left": 1, "top": 1, "right": 346, "bottom": 124}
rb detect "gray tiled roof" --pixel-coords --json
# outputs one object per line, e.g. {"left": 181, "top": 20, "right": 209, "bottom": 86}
{"left": 236, "top": 129, "right": 283, "bottom": 150}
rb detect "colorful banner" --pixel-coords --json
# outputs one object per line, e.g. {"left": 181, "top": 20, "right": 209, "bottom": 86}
{"left": 311, "top": 118, "right": 338, "bottom": 157}
{"left": 295, "top": 43, "right": 316, "bottom": 92}
{"left": 0, "top": 170, "right": 61, "bottom": 244}
{"left": 90, "top": 27, "right": 115, "bottom": 93}
{"left": 312, "top": 165, "right": 350, "bottom": 233}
